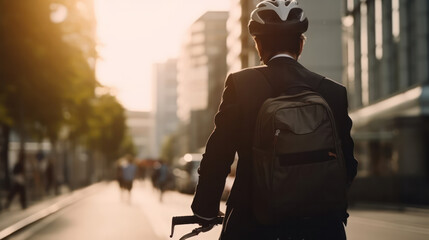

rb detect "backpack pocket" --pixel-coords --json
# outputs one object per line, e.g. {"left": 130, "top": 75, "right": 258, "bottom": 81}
{"left": 277, "top": 149, "right": 336, "bottom": 166}
{"left": 252, "top": 147, "right": 275, "bottom": 223}
{"left": 272, "top": 156, "right": 347, "bottom": 221}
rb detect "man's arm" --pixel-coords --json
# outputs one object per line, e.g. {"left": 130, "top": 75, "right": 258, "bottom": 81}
{"left": 341, "top": 87, "right": 358, "bottom": 185}
{"left": 191, "top": 74, "right": 241, "bottom": 219}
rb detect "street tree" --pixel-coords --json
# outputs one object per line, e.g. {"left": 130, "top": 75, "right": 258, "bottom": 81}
{"left": 87, "top": 94, "right": 129, "bottom": 167}
{"left": 0, "top": 0, "right": 97, "bottom": 191}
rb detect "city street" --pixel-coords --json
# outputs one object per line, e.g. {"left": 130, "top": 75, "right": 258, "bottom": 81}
{"left": 6, "top": 181, "right": 224, "bottom": 240}
{"left": 1, "top": 1, "right": 429, "bottom": 240}
{"left": 5, "top": 181, "right": 429, "bottom": 240}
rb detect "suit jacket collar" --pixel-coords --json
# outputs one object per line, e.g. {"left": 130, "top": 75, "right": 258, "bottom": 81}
{"left": 266, "top": 56, "right": 302, "bottom": 68}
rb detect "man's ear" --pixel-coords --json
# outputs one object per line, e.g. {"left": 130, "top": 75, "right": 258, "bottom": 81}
{"left": 253, "top": 37, "right": 263, "bottom": 61}
{"left": 253, "top": 37, "right": 260, "bottom": 52}
{"left": 298, "top": 35, "right": 305, "bottom": 58}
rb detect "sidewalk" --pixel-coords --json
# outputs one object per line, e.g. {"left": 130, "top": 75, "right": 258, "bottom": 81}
{"left": 0, "top": 182, "right": 106, "bottom": 239}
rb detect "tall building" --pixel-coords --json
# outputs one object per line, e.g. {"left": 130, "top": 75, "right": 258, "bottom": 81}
{"left": 342, "top": 0, "right": 429, "bottom": 204}
{"left": 125, "top": 111, "right": 155, "bottom": 159}
{"left": 227, "top": 0, "right": 260, "bottom": 73}
{"left": 152, "top": 59, "right": 179, "bottom": 158}
{"left": 177, "top": 11, "right": 228, "bottom": 152}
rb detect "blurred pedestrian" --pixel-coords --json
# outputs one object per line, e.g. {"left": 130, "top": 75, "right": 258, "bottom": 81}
{"left": 115, "top": 158, "right": 125, "bottom": 190}
{"left": 152, "top": 160, "right": 169, "bottom": 202}
{"left": 150, "top": 162, "right": 159, "bottom": 190}
{"left": 45, "top": 157, "right": 55, "bottom": 195}
{"left": 121, "top": 155, "right": 137, "bottom": 201}
{"left": 5, "top": 153, "right": 27, "bottom": 209}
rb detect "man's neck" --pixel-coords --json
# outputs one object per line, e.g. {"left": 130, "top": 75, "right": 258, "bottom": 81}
{"left": 268, "top": 52, "right": 297, "bottom": 62}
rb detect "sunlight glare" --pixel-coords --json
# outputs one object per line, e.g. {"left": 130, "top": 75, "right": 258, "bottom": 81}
{"left": 94, "top": 0, "right": 229, "bottom": 111}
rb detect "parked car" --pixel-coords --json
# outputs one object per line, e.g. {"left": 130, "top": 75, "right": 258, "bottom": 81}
{"left": 173, "top": 153, "right": 237, "bottom": 200}
{"left": 173, "top": 153, "right": 202, "bottom": 194}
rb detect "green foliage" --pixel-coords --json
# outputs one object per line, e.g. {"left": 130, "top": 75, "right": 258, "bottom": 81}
{"left": 0, "top": 1, "right": 64, "bottom": 127}
{"left": 0, "top": 0, "right": 130, "bottom": 165}
{"left": 86, "top": 94, "right": 129, "bottom": 163}
{"left": 0, "top": 94, "right": 12, "bottom": 126}
{"left": 119, "top": 132, "right": 137, "bottom": 158}
{"left": 0, "top": 0, "right": 96, "bottom": 143}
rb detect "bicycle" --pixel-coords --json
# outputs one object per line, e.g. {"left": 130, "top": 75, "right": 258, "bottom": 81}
{"left": 170, "top": 215, "right": 224, "bottom": 240}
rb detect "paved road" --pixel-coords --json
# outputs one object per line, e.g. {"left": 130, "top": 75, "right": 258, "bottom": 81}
{"left": 8, "top": 181, "right": 223, "bottom": 240}
{"left": 7, "top": 181, "right": 429, "bottom": 240}
{"left": 347, "top": 208, "right": 429, "bottom": 240}
{"left": 9, "top": 182, "right": 163, "bottom": 240}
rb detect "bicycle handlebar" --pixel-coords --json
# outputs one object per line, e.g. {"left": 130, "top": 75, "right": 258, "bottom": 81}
{"left": 170, "top": 215, "right": 224, "bottom": 238}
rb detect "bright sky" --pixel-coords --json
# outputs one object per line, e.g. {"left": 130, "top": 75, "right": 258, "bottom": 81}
{"left": 94, "top": 0, "right": 230, "bottom": 112}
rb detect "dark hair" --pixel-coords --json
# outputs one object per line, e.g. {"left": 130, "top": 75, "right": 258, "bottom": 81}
{"left": 255, "top": 34, "right": 304, "bottom": 58}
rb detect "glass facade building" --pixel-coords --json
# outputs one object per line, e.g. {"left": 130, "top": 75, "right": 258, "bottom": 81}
{"left": 342, "top": 0, "right": 429, "bottom": 204}
{"left": 152, "top": 59, "right": 179, "bottom": 158}
{"left": 177, "top": 12, "right": 228, "bottom": 152}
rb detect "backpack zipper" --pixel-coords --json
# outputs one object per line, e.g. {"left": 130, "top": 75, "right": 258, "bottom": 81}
{"left": 273, "top": 129, "right": 280, "bottom": 146}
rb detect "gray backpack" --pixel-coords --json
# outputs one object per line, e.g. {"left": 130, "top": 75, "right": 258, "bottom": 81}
{"left": 252, "top": 81, "right": 348, "bottom": 224}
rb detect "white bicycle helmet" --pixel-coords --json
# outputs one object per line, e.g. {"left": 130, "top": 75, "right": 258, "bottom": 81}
{"left": 248, "top": 0, "right": 308, "bottom": 36}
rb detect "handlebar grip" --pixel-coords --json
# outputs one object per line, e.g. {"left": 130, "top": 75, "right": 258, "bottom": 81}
{"left": 172, "top": 216, "right": 223, "bottom": 225}
{"left": 170, "top": 215, "right": 224, "bottom": 238}
{"left": 172, "top": 216, "right": 200, "bottom": 225}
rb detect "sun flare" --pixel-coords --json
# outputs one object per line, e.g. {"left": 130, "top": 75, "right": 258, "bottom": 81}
{"left": 94, "top": 0, "right": 229, "bottom": 112}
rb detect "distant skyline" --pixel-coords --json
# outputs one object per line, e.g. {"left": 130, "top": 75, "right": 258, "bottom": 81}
{"left": 94, "top": 0, "right": 230, "bottom": 112}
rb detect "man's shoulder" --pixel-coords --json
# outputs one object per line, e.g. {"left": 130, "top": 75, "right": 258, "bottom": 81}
{"left": 293, "top": 62, "right": 346, "bottom": 91}
{"left": 320, "top": 77, "right": 346, "bottom": 91}
{"left": 229, "top": 66, "right": 269, "bottom": 87}
{"left": 227, "top": 66, "right": 271, "bottom": 101}
{"left": 231, "top": 65, "right": 267, "bottom": 78}
{"left": 303, "top": 65, "right": 345, "bottom": 91}
{"left": 317, "top": 77, "right": 348, "bottom": 106}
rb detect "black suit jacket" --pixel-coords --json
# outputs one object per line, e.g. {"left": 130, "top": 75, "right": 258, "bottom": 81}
{"left": 192, "top": 57, "right": 358, "bottom": 218}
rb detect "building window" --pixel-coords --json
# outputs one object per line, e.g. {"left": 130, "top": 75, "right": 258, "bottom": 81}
{"left": 361, "top": 2, "right": 369, "bottom": 106}
{"left": 392, "top": 0, "right": 400, "bottom": 41}
{"left": 347, "top": 0, "right": 354, "bottom": 12}
{"left": 406, "top": 0, "right": 418, "bottom": 86}
{"left": 375, "top": 0, "right": 383, "bottom": 60}
{"left": 343, "top": 15, "right": 355, "bottom": 94}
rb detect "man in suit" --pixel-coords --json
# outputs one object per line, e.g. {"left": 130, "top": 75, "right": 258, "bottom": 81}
{"left": 191, "top": 1, "right": 358, "bottom": 239}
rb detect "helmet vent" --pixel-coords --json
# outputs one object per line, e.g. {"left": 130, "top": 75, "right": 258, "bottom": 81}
{"left": 259, "top": 10, "right": 283, "bottom": 23}
{"left": 249, "top": 0, "right": 308, "bottom": 35}
{"left": 287, "top": 8, "right": 303, "bottom": 21}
